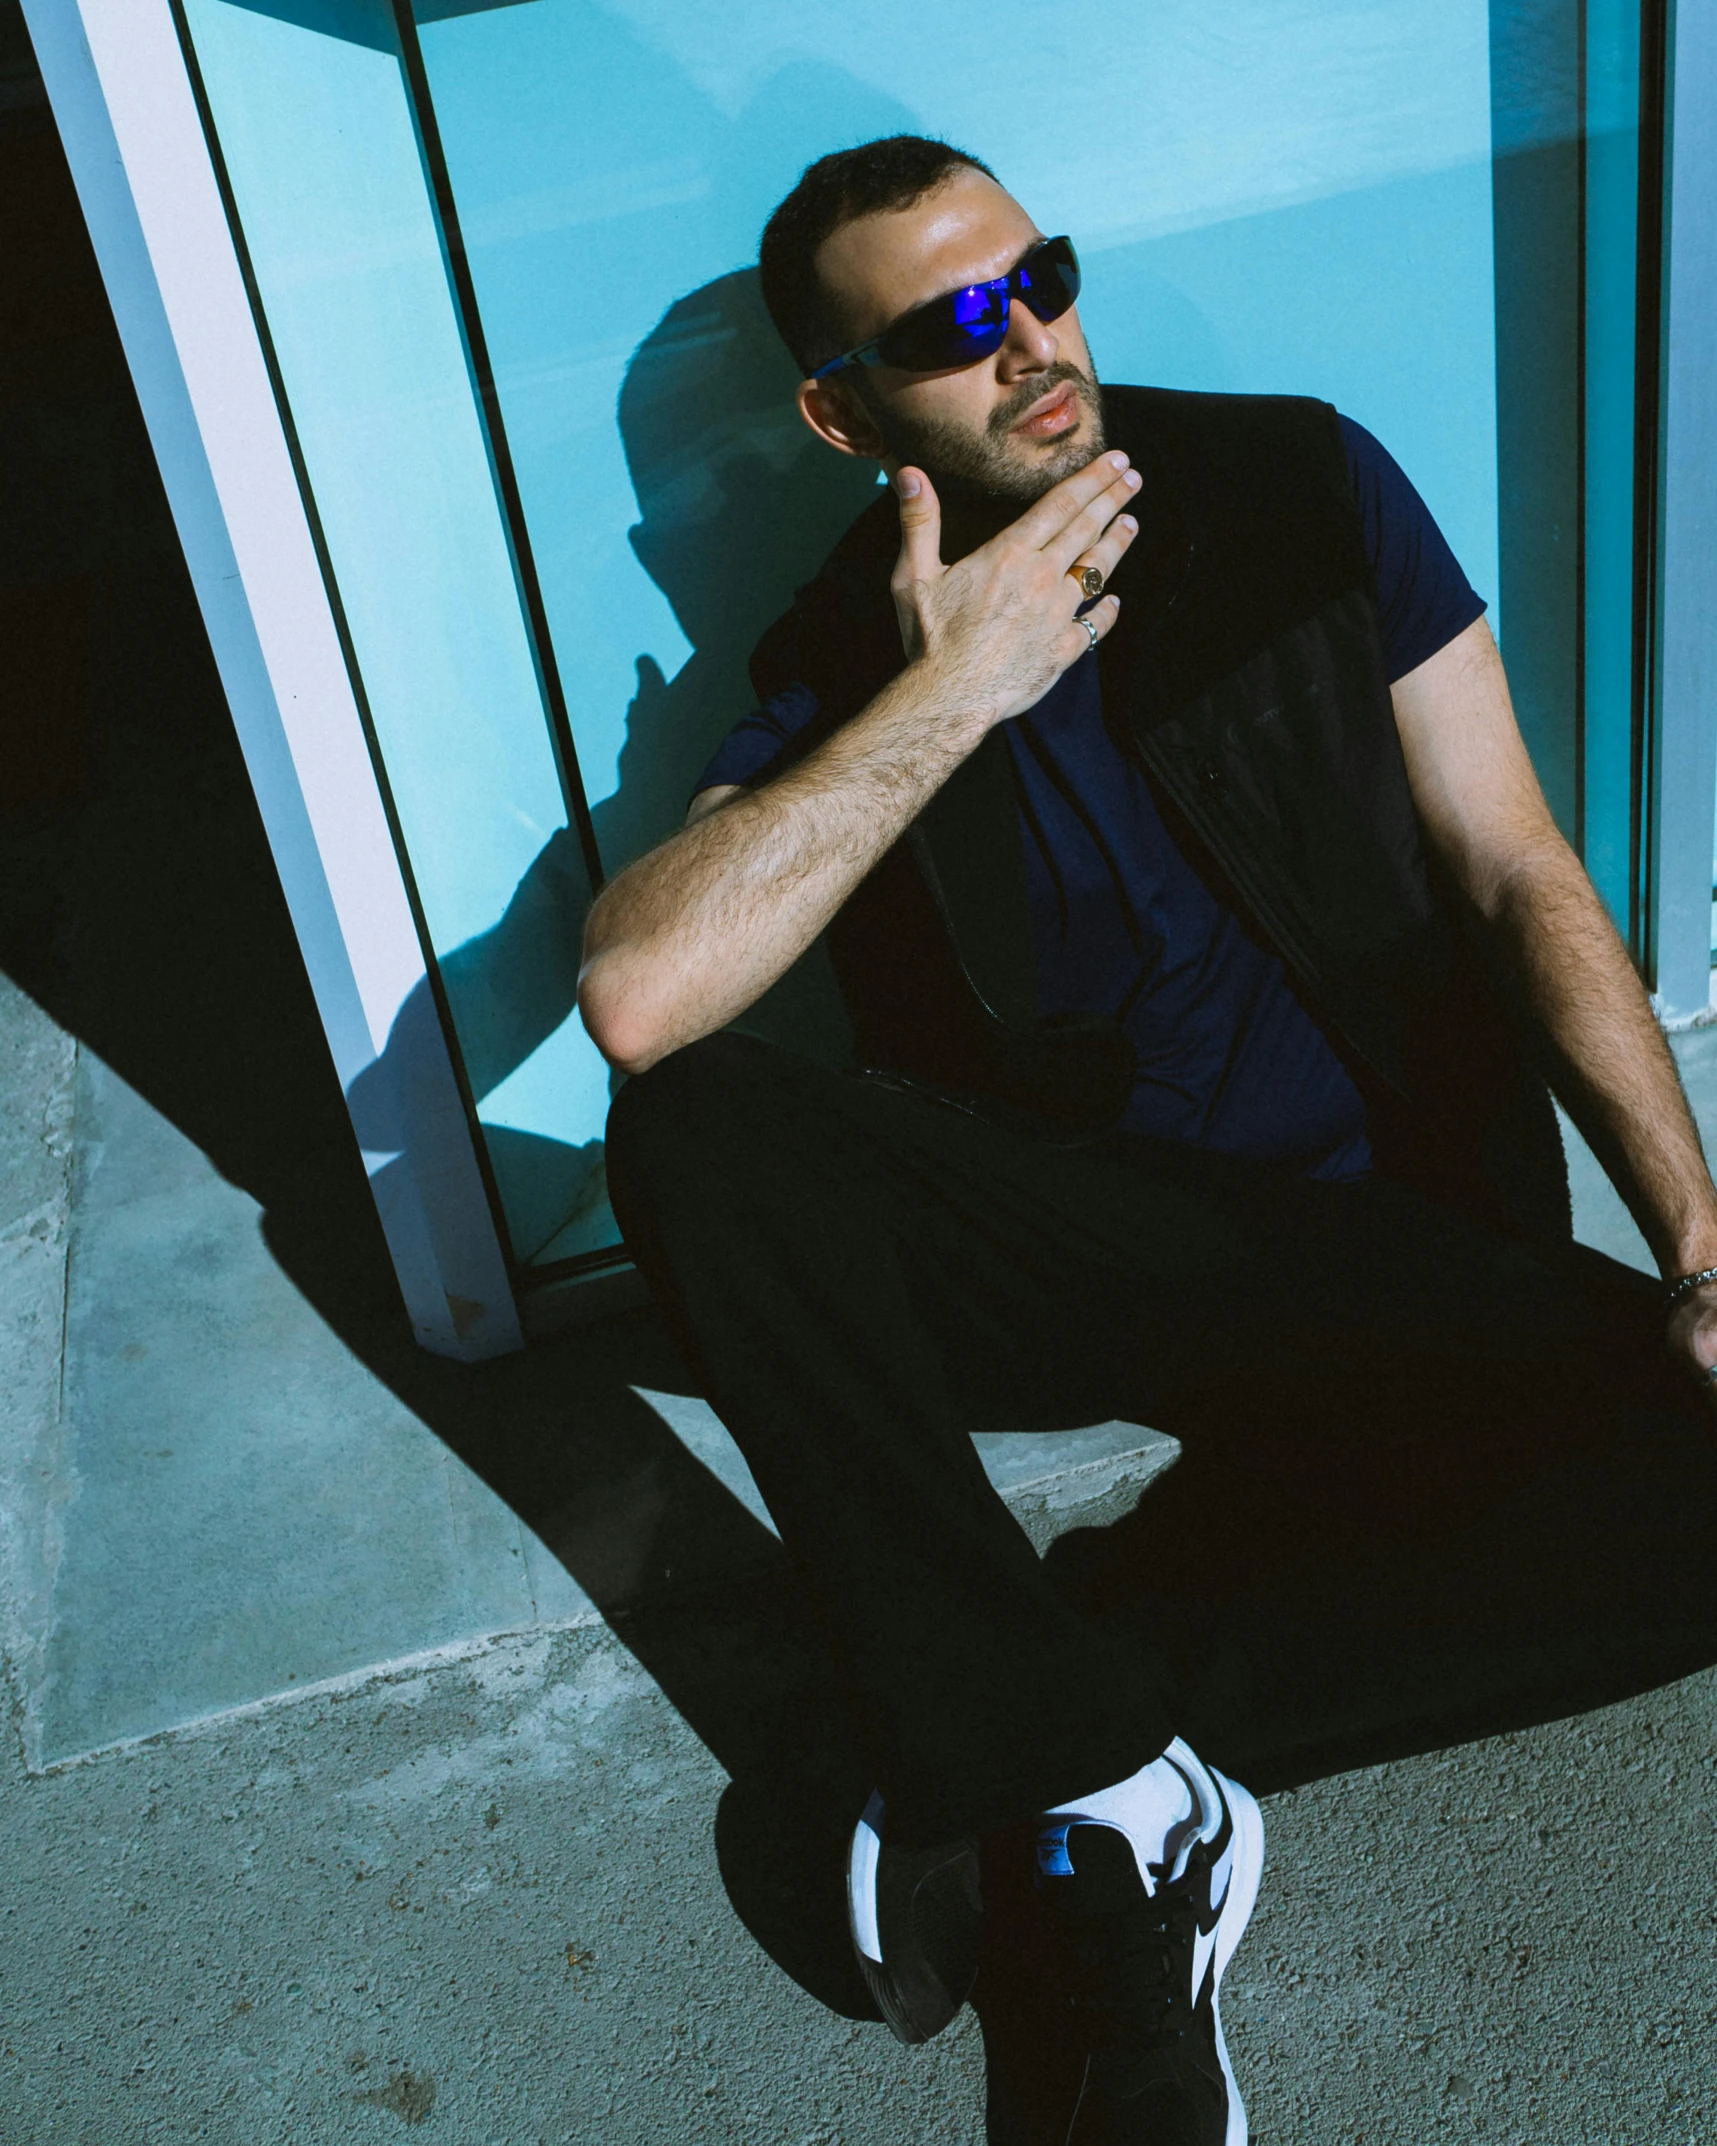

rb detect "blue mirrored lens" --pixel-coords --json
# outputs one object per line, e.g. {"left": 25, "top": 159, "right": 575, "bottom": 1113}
{"left": 1021, "top": 240, "right": 1080, "bottom": 321}
{"left": 883, "top": 284, "right": 1005, "bottom": 369}
{"left": 874, "top": 238, "right": 1079, "bottom": 371}
{"left": 950, "top": 283, "right": 1003, "bottom": 328}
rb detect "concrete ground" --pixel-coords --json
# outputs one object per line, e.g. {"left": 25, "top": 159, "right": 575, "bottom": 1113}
{"left": 15, "top": 1014, "right": 1717, "bottom": 2146}
{"left": 8, "top": 28, "right": 1717, "bottom": 2141}
{"left": 8, "top": 528, "right": 1717, "bottom": 2146}
{"left": 5, "top": 939, "right": 1717, "bottom": 2146}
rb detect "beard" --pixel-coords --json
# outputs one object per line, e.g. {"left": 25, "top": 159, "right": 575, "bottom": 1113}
{"left": 861, "top": 355, "right": 1105, "bottom": 521}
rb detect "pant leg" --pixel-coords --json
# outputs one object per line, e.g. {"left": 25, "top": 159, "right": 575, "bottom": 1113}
{"left": 604, "top": 1032, "right": 1269, "bottom": 1843}
{"left": 1085, "top": 1168, "right": 1706, "bottom": 1783}
{"left": 606, "top": 1030, "right": 1696, "bottom": 1840}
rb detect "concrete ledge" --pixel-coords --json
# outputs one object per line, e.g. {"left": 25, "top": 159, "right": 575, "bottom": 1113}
{"left": 20, "top": 1012, "right": 1717, "bottom": 1777}
{"left": 519, "top": 1259, "right": 651, "bottom": 1336}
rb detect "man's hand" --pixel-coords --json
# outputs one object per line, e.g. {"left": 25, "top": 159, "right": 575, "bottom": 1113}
{"left": 579, "top": 446, "right": 1146, "bottom": 1075}
{"left": 1665, "top": 1279, "right": 1717, "bottom": 1412}
{"left": 887, "top": 450, "right": 1141, "bottom": 729}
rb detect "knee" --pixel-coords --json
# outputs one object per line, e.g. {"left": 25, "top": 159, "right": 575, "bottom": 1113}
{"left": 604, "top": 1029, "right": 774, "bottom": 1177}
{"left": 604, "top": 1031, "right": 798, "bottom": 1255}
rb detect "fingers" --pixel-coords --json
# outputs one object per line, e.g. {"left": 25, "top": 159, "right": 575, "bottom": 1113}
{"left": 1010, "top": 449, "right": 1141, "bottom": 555}
{"left": 890, "top": 465, "right": 943, "bottom": 590}
{"left": 1664, "top": 1306, "right": 1717, "bottom": 1405}
{"left": 1067, "top": 510, "right": 1139, "bottom": 593}
{"left": 1045, "top": 468, "right": 1144, "bottom": 573}
{"left": 1059, "top": 591, "right": 1121, "bottom": 662}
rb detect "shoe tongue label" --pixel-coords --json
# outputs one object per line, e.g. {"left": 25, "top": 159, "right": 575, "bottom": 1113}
{"left": 1038, "top": 1820, "right": 1159, "bottom": 1899}
{"left": 1036, "top": 1821, "right": 1076, "bottom": 1879}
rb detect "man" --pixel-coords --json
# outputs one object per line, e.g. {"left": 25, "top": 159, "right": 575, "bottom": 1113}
{"left": 579, "top": 136, "right": 1717, "bottom": 2144}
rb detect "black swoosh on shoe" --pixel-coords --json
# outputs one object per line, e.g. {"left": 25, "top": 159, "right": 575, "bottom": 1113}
{"left": 1040, "top": 1770, "right": 1265, "bottom": 2146}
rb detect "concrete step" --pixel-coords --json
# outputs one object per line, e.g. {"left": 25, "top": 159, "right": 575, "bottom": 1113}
{"left": 10, "top": 996, "right": 1706, "bottom": 1769}
{"left": 631, "top": 1384, "right": 1181, "bottom": 1556}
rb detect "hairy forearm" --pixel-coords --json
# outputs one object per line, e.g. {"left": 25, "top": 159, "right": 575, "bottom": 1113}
{"left": 1491, "top": 839, "right": 1717, "bottom": 1273}
{"left": 578, "top": 445, "right": 1140, "bottom": 1075}
{"left": 577, "top": 661, "right": 988, "bottom": 1074}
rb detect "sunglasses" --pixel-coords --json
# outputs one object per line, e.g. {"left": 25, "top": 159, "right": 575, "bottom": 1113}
{"left": 809, "top": 234, "right": 1082, "bottom": 381}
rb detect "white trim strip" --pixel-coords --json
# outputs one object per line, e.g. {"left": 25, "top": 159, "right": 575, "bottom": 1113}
{"left": 21, "top": 0, "right": 521, "bottom": 1356}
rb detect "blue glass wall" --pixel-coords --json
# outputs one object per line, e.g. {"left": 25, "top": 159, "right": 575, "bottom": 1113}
{"left": 178, "top": 1, "right": 1661, "bottom": 1291}
{"left": 418, "top": 0, "right": 1503, "bottom": 852}
{"left": 412, "top": 0, "right": 1507, "bottom": 1263}
{"left": 179, "top": 0, "right": 619, "bottom": 1269}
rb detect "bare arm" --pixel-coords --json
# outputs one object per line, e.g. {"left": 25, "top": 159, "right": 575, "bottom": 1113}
{"left": 1391, "top": 615, "right": 1717, "bottom": 1389}
{"left": 579, "top": 660, "right": 1017, "bottom": 1073}
{"left": 578, "top": 450, "right": 1142, "bottom": 1074}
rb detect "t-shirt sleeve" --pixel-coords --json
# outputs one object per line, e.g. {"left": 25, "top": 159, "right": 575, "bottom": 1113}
{"left": 1337, "top": 414, "right": 1486, "bottom": 683}
{"left": 689, "top": 679, "right": 823, "bottom": 806}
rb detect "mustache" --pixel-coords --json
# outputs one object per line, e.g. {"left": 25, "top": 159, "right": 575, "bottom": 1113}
{"left": 988, "top": 362, "right": 1095, "bottom": 435}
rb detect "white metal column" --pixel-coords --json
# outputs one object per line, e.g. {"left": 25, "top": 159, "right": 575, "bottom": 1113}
{"left": 1650, "top": 0, "right": 1717, "bottom": 1022}
{"left": 21, "top": 0, "right": 523, "bottom": 1358}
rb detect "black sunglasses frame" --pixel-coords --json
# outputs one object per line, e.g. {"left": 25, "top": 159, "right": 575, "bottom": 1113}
{"left": 808, "top": 235, "right": 1081, "bottom": 381}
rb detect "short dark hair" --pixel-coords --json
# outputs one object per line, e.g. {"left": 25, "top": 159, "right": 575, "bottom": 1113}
{"left": 759, "top": 134, "right": 999, "bottom": 376}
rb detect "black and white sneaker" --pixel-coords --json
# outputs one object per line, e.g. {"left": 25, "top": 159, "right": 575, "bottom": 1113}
{"left": 846, "top": 1790, "right": 983, "bottom": 2044}
{"left": 1037, "top": 1760, "right": 1264, "bottom": 2144}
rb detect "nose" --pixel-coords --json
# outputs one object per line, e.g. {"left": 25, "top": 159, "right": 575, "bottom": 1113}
{"left": 996, "top": 293, "right": 1060, "bottom": 375}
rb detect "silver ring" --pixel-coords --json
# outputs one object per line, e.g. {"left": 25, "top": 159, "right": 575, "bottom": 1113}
{"left": 1078, "top": 615, "right": 1099, "bottom": 654}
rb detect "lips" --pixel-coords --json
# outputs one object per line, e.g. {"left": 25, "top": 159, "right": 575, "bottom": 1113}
{"left": 1012, "top": 381, "right": 1080, "bottom": 439}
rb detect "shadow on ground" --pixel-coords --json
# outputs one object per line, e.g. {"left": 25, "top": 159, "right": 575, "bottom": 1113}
{"left": 7, "top": 82, "right": 1717, "bottom": 2141}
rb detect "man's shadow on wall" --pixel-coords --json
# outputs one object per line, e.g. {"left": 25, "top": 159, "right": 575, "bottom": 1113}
{"left": 346, "top": 265, "right": 870, "bottom": 1262}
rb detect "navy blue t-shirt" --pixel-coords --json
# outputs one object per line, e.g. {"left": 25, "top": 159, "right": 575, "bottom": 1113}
{"left": 695, "top": 416, "right": 1485, "bottom": 1179}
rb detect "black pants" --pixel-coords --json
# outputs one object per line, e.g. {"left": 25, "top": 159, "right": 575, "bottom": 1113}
{"left": 605, "top": 1031, "right": 1688, "bottom": 1846}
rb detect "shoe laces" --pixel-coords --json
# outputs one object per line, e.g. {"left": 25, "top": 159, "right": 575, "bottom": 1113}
{"left": 1064, "top": 1844, "right": 1205, "bottom": 2049}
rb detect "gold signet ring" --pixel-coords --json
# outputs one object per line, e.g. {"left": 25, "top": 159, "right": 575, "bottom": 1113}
{"left": 1069, "top": 564, "right": 1105, "bottom": 601}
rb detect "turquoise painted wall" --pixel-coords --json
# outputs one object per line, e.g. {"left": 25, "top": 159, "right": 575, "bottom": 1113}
{"left": 420, "top": 0, "right": 1500, "bottom": 841}
{"left": 186, "top": 0, "right": 1507, "bottom": 1270}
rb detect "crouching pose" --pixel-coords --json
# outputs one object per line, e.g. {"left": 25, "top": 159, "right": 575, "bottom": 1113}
{"left": 579, "top": 135, "right": 1717, "bottom": 2143}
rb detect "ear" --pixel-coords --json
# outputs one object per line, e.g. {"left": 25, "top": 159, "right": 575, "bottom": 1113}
{"left": 797, "top": 372, "right": 887, "bottom": 461}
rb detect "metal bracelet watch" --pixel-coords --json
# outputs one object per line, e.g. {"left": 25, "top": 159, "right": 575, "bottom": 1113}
{"left": 1664, "top": 1264, "right": 1717, "bottom": 1308}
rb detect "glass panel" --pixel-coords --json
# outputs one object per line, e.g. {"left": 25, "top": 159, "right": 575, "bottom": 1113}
{"left": 413, "top": 0, "right": 1503, "bottom": 1006}
{"left": 1584, "top": 0, "right": 1643, "bottom": 940}
{"left": 179, "top": 0, "right": 1664, "bottom": 1282}
{"left": 178, "top": 0, "right": 621, "bottom": 1271}
{"left": 1489, "top": 0, "right": 1653, "bottom": 951}
{"left": 1489, "top": 0, "right": 1582, "bottom": 841}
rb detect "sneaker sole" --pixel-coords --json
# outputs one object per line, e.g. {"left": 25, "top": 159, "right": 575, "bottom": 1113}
{"left": 847, "top": 1793, "right": 982, "bottom": 2044}
{"left": 1208, "top": 1768, "right": 1265, "bottom": 2146}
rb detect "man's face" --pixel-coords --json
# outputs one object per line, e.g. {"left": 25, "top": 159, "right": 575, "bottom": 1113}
{"left": 801, "top": 166, "right": 1103, "bottom": 517}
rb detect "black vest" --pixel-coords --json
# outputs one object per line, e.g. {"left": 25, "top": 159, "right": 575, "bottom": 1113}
{"left": 748, "top": 385, "right": 1571, "bottom": 1243}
